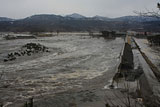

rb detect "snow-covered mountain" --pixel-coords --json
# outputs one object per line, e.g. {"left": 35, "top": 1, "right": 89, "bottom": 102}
{"left": 0, "top": 17, "right": 14, "bottom": 21}
{"left": 91, "top": 15, "right": 160, "bottom": 22}
{"left": 66, "top": 13, "right": 86, "bottom": 19}
{"left": 1, "top": 14, "right": 160, "bottom": 32}
{"left": 1, "top": 14, "right": 160, "bottom": 22}
{"left": 92, "top": 15, "right": 111, "bottom": 21}
{"left": 113, "top": 16, "right": 160, "bottom": 22}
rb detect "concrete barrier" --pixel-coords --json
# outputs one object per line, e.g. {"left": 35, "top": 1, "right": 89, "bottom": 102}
{"left": 133, "top": 38, "right": 160, "bottom": 106}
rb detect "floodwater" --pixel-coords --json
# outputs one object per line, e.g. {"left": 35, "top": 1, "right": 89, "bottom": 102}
{"left": 0, "top": 33, "right": 124, "bottom": 107}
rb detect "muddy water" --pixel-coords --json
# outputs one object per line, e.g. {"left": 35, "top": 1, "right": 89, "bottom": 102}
{"left": 0, "top": 33, "right": 124, "bottom": 107}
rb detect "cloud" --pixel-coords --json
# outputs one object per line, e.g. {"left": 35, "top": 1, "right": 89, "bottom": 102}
{"left": 0, "top": 0, "right": 158, "bottom": 18}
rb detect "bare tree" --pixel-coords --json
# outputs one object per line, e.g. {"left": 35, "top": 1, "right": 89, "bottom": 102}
{"left": 134, "top": 3, "right": 160, "bottom": 18}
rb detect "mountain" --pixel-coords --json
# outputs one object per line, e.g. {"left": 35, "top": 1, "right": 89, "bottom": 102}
{"left": 1, "top": 14, "right": 159, "bottom": 22}
{"left": 0, "top": 14, "right": 160, "bottom": 32}
{"left": 24, "top": 14, "right": 64, "bottom": 21}
{"left": 113, "top": 16, "right": 160, "bottom": 22}
{"left": 66, "top": 13, "right": 86, "bottom": 19}
{"left": 92, "top": 15, "right": 111, "bottom": 21}
{"left": 0, "top": 17, "right": 14, "bottom": 21}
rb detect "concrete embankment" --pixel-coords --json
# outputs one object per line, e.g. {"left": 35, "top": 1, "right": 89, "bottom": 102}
{"left": 133, "top": 38, "right": 160, "bottom": 106}
{"left": 110, "top": 35, "right": 160, "bottom": 106}
{"left": 107, "top": 36, "right": 144, "bottom": 107}
{"left": 112, "top": 36, "right": 134, "bottom": 83}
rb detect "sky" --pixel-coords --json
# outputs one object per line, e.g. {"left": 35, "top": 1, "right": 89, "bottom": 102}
{"left": 0, "top": 0, "right": 159, "bottom": 19}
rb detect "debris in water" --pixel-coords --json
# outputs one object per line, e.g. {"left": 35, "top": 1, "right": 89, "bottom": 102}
{"left": 3, "top": 43, "right": 50, "bottom": 62}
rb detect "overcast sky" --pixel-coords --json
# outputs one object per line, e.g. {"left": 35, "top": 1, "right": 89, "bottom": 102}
{"left": 0, "top": 0, "right": 158, "bottom": 19}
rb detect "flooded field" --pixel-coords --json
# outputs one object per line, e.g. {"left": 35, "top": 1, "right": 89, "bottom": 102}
{"left": 0, "top": 33, "right": 124, "bottom": 107}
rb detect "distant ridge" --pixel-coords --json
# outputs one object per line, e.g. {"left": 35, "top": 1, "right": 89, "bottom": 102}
{"left": 0, "top": 13, "right": 160, "bottom": 32}
{"left": 0, "top": 17, "right": 14, "bottom": 21}
{"left": 66, "top": 13, "right": 86, "bottom": 19}
{"left": 92, "top": 15, "right": 111, "bottom": 21}
{"left": 113, "top": 16, "right": 160, "bottom": 22}
{"left": 1, "top": 13, "right": 160, "bottom": 22}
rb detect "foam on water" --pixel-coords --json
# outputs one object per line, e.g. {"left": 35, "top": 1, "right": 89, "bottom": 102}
{"left": 0, "top": 33, "right": 124, "bottom": 106}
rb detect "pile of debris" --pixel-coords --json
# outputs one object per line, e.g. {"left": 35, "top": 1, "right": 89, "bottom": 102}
{"left": 22, "top": 43, "right": 49, "bottom": 53}
{"left": 4, "top": 43, "right": 49, "bottom": 62}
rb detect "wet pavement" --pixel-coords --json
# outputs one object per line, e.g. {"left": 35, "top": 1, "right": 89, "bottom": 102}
{"left": 133, "top": 38, "right": 160, "bottom": 106}
{"left": 0, "top": 33, "right": 124, "bottom": 107}
{"left": 134, "top": 38, "right": 160, "bottom": 71}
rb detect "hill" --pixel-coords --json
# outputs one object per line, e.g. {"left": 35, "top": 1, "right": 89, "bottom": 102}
{"left": 0, "top": 17, "right": 14, "bottom": 21}
{"left": 0, "top": 14, "right": 159, "bottom": 32}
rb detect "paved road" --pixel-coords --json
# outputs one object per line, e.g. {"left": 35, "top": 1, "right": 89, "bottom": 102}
{"left": 133, "top": 37, "right": 160, "bottom": 106}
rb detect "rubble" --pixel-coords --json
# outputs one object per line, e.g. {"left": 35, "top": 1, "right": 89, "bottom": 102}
{"left": 3, "top": 43, "right": 50, "bottom": 62}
